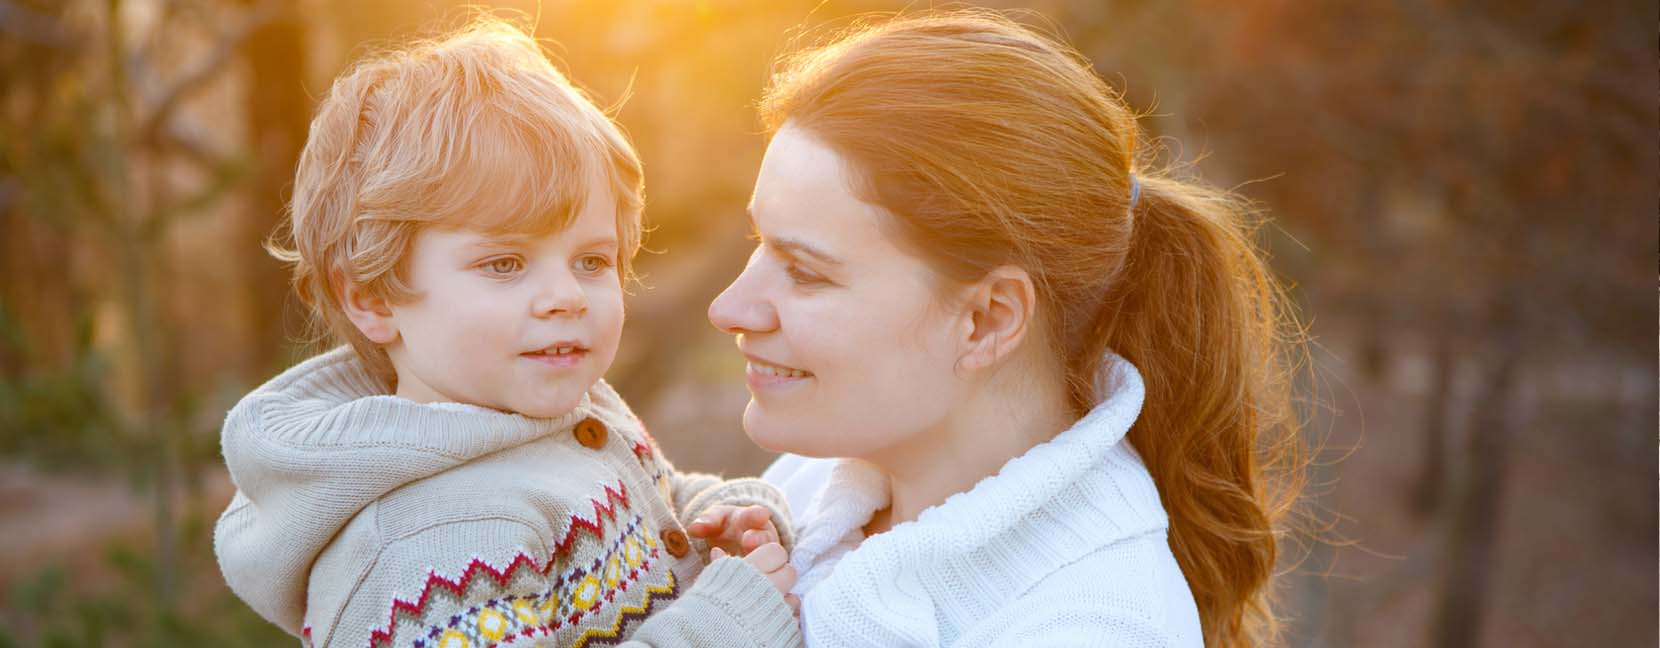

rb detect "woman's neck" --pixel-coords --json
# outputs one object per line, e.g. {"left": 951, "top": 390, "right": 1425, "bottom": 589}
{"left": 862, "top": 362, "right": 1074, "bottom": 535}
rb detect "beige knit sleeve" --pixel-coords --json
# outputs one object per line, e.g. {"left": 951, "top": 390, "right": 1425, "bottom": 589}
{"left": 621, "top": 557, "right": 804, "bottom": 648}
{"left": 670, "top": 473, "right": 796, "bottom": 555}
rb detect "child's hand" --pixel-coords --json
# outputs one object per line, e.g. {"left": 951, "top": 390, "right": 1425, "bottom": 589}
{"left": 686, "top": 504, "right": 779, "bottom": 556}
{"left": 712, "top": 543, "right": 800, "bottom": 615}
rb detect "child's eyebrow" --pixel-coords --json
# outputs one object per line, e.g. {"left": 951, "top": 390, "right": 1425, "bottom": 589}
{"left": 467, "top": 234, "right": 534, "bottom": 250}
{"left": 465, "top": 233, "right": 617, "bottom": 251}
{"left": 571, "top": 235, "right": 619, "bottom": 252}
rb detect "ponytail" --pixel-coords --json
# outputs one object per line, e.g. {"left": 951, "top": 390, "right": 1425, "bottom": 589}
{"left": 1091, "top": 173, "right": 1305, "bottom": 647}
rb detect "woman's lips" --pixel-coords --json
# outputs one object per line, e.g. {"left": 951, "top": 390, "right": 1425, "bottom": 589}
{"left": 745, "top": 357, "right": 814, "bottom": 390}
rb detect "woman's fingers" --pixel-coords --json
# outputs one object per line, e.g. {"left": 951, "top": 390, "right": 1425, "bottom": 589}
{"left": 744, "top": 541, "right": 788, "bottom": 571}
{"left": 726, "top": 542, "right": 795, "bottom": 597}
{"left": 766, "top": 563, "right": 797, "bottom": 594}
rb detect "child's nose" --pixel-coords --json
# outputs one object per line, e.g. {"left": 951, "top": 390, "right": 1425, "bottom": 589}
{"left": 531, "top": 271, "right": 588, "bottom": 317}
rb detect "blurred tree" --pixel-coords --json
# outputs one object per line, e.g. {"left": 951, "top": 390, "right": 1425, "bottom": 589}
{"left": 1, "top": 0, "right": 290, "bottom": 621}
{"left": 1138, "top": 2, "right": 1655, "bottom": 645}
{"left": 237, "top": 0, "right": 307, "bottom": 379}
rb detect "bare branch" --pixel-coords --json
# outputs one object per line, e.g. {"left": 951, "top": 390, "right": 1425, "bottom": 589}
{"left": 135, "top": 0, "right": 288, "bottom": 145}
{"left": 0, "top": 0, "right": 74, "bottom": 48}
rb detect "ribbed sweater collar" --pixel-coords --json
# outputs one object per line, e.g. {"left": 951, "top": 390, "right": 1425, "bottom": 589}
{"left": 883, "top": 351, "right": 1161, "bottom": 546}
{"left": 796, "top": 352, "right": 1169, "bottom": 642}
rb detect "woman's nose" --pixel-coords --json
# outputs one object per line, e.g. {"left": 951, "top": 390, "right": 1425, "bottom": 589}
{"left": 708, "top": 258, "right": 778, "bottom": 334}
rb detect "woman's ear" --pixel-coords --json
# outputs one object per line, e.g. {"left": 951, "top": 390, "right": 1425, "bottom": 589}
{"left": 956, "top": 265, "right": 1037, "bottom": 373}
{"left": 335, "top": 272, "right": 400, "bottom": 344}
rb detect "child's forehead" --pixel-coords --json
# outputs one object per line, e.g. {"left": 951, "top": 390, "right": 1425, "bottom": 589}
{"left": 430, "top": 219, "right": 619, "bottom": 249}
{"left": 436, "top": 169, "right": 622, "bottom": 238}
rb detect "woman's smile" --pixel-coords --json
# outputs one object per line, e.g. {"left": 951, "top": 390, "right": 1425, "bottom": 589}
{"left": 744, "top": 353, "right": 815, "bottom": 390}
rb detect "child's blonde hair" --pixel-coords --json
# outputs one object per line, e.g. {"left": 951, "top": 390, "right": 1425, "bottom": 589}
{"left": 270, "top": 17, "right": 644, "bottom": 384}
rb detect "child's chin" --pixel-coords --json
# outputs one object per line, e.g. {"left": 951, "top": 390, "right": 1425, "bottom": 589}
{"left": 513, "top": 393, "right": 584, "bottom": 419}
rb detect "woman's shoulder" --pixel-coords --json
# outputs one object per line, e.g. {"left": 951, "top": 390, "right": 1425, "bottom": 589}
{"left": 1035, "top": 530, "right": 1201, "bottom": 637}
{"left": 953, "top": 530, "right": 1202, "bottom": 646}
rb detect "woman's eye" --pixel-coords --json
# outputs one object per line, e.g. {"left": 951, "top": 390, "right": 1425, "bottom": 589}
{"left": 574, "top": 255, "right": 614, "bottom": 273}
{"left": 483, "top": 257, "right": 523, "bottom": 275}
{"left": 784, "top": 263, "right": 825, "bottom": 286}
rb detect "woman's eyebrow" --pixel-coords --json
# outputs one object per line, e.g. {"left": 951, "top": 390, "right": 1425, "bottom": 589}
{"left": 771, "top": 238, "right": 842, "bottom": 267}
{"left": 746, "top": 206, "right": 842, "bottom": 266}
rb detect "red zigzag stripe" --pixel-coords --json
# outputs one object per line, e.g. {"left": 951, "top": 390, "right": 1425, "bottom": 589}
{"left": 366, "top": 480, "right": 634, "bottom": 648}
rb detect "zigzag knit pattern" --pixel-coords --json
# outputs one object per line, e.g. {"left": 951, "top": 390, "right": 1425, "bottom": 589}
{"left": 354, "top": 481, "right": 680, "bottom": 648}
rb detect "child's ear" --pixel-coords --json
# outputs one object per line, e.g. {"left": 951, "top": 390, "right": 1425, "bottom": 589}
{"left": 336, "top": 273, "right": 400, "bottom": 344}
{"left": 956, "top": 265, "right": 1037, "bottom": 373}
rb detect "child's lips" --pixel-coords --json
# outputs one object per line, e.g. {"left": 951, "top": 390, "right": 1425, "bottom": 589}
{"left": 520, "top": 348, "right": 588, "bottom": 368}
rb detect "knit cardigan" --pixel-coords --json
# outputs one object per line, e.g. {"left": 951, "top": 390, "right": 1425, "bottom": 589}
{"left": 214, "top": 347, "right": 801, "bottom": 648}
{"left": 763, "top": 354, "right": 1203, "bottom": 647}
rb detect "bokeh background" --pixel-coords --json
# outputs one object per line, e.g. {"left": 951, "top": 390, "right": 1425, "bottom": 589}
{"left": 0, "top": 0, "right": 1653, "bottom": 646}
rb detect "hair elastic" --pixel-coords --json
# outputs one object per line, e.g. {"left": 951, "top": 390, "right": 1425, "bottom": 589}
{"left": 1127, "top": 173, "right": 1143, "bottom": 215}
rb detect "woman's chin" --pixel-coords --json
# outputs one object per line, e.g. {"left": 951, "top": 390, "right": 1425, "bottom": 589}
{"left": 742, "top": 403, "right": 816, "bottom": 455}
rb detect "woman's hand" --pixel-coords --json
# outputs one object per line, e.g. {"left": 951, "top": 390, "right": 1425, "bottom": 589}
{"left": 712, "top": 542, "right": 800, "bottom": 615}
{"left": 687, "top": 504, "right": 779, "bottom": 556}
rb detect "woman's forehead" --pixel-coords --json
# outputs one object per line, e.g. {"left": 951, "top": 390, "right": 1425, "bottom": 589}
{"left": 751, "top": 125, "right": 892, "bottom": 256}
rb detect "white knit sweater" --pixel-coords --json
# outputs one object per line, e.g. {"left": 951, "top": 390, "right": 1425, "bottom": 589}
{"left": 763, "top": 355, "right": 1202, "bottom": 647}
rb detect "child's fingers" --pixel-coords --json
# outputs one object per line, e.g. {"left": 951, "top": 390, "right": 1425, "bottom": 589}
{"left": 710, "top": 546, "right": 727, "bottom": 560}
{"left": 784, "top": 593, "right": 801, "bottom": 616}
{"left": 687, "top": 505, "right": 736, "bottom": 538}
{"left": 733, "top": 505, "right": 772, "bottom": 530}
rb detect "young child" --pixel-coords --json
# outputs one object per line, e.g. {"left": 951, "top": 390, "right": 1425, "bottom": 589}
{"left": 213, "top": 19, "right": 799, "bottom": 648}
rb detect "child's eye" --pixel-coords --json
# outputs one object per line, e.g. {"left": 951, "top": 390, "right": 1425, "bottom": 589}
{"left": 482, "top": 257, "right": 523, "bottom": 275}
{"left": 573, "top": 254, "right": 614, "bottom": 274}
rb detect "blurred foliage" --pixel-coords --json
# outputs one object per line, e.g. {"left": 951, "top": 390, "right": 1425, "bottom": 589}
{"left": 2, "top": 511, "right": 291, "bottom": 647}
{"left": 0, "top": 305, "right": 123, "bottom": 473}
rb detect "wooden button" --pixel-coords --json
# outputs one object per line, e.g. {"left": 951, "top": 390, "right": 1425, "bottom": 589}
{"left": 573, "top": 417, "right": 608, "bottom": 449}
{"left": 661, "top": 529, "right": 690, "bottom": 558}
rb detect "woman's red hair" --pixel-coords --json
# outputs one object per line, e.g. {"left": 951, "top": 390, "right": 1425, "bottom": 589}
{"left": 761, "top": 10, "right": 1308, "bottom": 646}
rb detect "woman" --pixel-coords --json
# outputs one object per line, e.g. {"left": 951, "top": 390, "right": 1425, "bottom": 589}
{"left": 707, "top": 11, "right": 1305, "bottom": 647}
